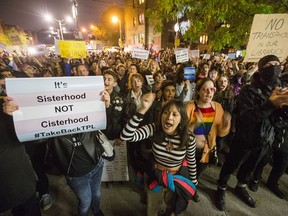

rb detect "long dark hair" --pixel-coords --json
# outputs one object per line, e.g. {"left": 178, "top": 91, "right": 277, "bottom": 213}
{"left": 153, "top": 99, "right": 189, "bottom": 148}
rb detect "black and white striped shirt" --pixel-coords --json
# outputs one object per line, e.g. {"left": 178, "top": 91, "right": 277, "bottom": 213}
{"left": 121, "top": 113, "right": 198, "bottom": 185}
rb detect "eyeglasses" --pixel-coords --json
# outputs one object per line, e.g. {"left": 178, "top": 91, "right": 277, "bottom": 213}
{"left": 201, "top": 87, "right": 216, "bottom": 93}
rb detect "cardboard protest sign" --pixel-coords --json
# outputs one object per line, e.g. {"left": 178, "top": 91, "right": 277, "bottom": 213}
{"left": 58, "top": 40, "right": 86, "bottom": 58}
{"left": 132, "top": 48, "right": 150, "bottom": 60}
{"left": 244, "top": 14, "right": 288, "bottom": 62}
{"left": 5, "top": 76, "right": 106, "bottom": 142}
{"left": 175, "top": 49, "right": 189, "bottom": 63}
{"left": 101, "top": 140, "right": 129, "bottom": 181}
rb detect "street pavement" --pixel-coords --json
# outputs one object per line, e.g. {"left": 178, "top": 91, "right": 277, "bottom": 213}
{"left": 2, "top": 162, "right": 288, "bottom": 216}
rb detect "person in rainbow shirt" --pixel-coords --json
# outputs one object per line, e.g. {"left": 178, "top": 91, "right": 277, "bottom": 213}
{"left": 186, "top": 77, "right": 231, "bottom": 178}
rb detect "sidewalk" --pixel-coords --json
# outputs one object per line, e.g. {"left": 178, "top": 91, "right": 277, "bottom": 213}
{"left": 2, "top": 163, "right": 288, "bottom": 216}
{"left": 43, "top": 163, "right": 288, "bottom": 216}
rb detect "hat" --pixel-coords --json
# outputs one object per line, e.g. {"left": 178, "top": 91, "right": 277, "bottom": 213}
{"left": 258, "top": 55, "right": 280, "bottom": 71}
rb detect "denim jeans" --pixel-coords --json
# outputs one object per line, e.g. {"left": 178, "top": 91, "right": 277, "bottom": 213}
{"left": 66, "top": 158, "right": 104, "bottom": 216}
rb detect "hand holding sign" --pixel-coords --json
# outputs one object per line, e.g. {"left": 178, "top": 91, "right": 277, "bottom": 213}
{"left": 2, "top": 96, "right": 19, "bottom": 116}
{"left": 100, "top": 90, "right": 111, "bottom": 108}
{"left": 5, "top": 76, "right": 107, "bottom": 142}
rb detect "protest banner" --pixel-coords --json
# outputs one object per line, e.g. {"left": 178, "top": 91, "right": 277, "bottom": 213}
{"left": 58, "top": 40, "right": 86, "bottom": 58}
{"left": 244, "top": 14, "right": 288, "bottom": 62}
{"left": 5, "top": 76, "right": 106, "bottom": 142}
{"left": 132, "top": 48, "right": 150, "bottom": 60}
{"left": 175, "top": 49, "right": 189, "bottom": 63}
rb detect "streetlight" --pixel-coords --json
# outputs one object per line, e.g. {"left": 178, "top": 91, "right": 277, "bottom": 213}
{"left": 72, "top": 0, "right": 80, "bottom": 39}
{"left": 174, "top": 20, "right": 180, "bottom": 49}
{"left": 111, "top": 16, "right": 122, "bottom": 47}
{"left": 44, "top": 14, "right": 72, "bottom": 40}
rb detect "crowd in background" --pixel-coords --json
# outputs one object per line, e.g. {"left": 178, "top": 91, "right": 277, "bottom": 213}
{"left": 1, "top": 48, "right": 288, "bottom": 216}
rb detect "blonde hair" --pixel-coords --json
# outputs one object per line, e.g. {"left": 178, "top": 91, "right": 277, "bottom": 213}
{"left": 147, "top": 59, "right": 160, "bottom": 73}
{"left": 127, "top": 72, "right": 144, "bottom": 90}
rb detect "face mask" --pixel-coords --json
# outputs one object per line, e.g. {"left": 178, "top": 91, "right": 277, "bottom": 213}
{"left": 259, "top": 65, "right": 282, "bottom": 88}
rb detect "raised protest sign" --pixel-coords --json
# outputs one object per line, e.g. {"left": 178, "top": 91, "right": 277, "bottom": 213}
{"left": 189, "top": 50, "right": 200, "bottom": 59}
{"left": 145, "top": 74, "right": 154, "bottom": 85}
{"left": 203, "top": 53, "right": 211, "bottom": 60}
{"left": 101, "top": 140, "right": 129, "bottom": 182}
{"left": 5, "top": 76, "right": 106, "bottom": 142}
{"left": 175, "top": 49, "right": 189, "bottom": 63}
{"left": 132, "top": 48, "right": 150, "bottom": 60}
{"left": 244, "top": 14, "right": 288, "bottom": 62}
{"left": 58, "top": 40, "right": 86, "bottom": 58}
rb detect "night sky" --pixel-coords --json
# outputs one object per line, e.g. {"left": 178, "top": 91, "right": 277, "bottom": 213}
{"left": 0, "top": 0, "right": 124, "bottom": 31}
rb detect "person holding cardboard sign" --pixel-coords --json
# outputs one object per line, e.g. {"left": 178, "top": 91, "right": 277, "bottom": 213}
{"left": 2, "top": 88, "right": 111, "bottom": 216}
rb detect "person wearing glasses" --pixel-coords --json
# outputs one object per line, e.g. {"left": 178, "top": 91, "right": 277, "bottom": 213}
{"left": 186, "top": 77, "right": 231, "bottom": 178}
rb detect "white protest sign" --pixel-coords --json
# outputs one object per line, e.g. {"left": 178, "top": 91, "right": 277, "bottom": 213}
{"left": 203, "top": 53, "right": 211, "bottom": 60}
{"left": 132, "top": 48, "right": 150, "bottom": 60}
{"left": 244, "top": 14, "right": 288, "bottom": 62}
{"left": 146, "top": 75, "right": 154, "bottom": 85}
{"left": 5, "top": 76, "right": 106, "bottom": 142}
{"left": 101, "top": 140, "right": 129, "bottom": 182}
{"left": 227, "top": 53, "right": 236, "bottom": 59}
{"left": 54, "top": 38, "right": 60, "bottom": 55}
{"left": 175, "top": 49, "right": 189, "bottom": 63}
{"left": 189, "top": 50, "right": 200, "bottom": 59}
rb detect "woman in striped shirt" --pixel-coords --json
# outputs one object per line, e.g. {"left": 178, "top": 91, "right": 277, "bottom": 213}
{"left": 121, "top": 93, "right": 197, "bottom": 216}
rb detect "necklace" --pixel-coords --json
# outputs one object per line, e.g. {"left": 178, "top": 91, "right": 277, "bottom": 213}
{"left": 165, "top": 137, "right": 174, "bottom": 151}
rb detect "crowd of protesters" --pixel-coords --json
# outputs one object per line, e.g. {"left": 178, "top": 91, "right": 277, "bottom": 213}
{"left": 1, "top": 47, "right": 288, "bottom": 216}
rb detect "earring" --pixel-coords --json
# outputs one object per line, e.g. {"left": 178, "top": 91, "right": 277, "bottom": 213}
{"left": 178, "top": 123, "right": 182, "bottom": 131}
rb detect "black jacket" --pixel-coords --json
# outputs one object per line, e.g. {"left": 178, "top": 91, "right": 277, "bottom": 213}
{"left": 50, "top": 132, "right": 104, "bottom": 176}
{"left": 233, "top": 80, "right": 276, "bottom": 149}
{"left": 0, "top": 100, "right": 36, "bottom": 213}
{"left": 103, "top": 90, "right": 125, "bottom": 140}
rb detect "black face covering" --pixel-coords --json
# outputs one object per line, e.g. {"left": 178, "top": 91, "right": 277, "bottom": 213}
{"left": 259, "top": 65, "right": 282, "bottom": 89}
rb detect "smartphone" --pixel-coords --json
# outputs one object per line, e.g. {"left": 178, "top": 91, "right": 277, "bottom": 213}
{"left": 184, "top": 67, "right": 196, "bottom": 81}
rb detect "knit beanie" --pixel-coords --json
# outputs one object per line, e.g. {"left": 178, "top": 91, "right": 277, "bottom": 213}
{"left": 258, "top": 55, "right": 280, "bottom": 72}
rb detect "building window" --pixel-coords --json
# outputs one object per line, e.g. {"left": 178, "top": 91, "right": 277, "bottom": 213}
{"left": 138, "top": 13, "right": 145, "bottom": 25}
{"left": 138, "top": 33, "right": 144, "bottom": 44}
{"left": 132, "top": 0, "right": 137, "bottom": 8}
{"left": 139, "top": 0, "right": 144, "bottom": 4}
{"left": 133, "top": 17, "right": 137, "bottom": 27}
{"left": 133, "top": 34, "right": 138, "bottom": 44}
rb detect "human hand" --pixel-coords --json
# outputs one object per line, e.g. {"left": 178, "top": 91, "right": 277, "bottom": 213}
{"left": 2, "top": 96, "right": 19, "bottom": 116}
{"left": 269, "top": 87, "right": 288, "bottom": 107}
{"left": 184, "top": 80, "right": 190, "bottom": 90}
{"left": 100, "top": 90, "right": 110, "bottom": 108}
{"left": 138, "top": 92, "right": 156, "bottom": 115}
